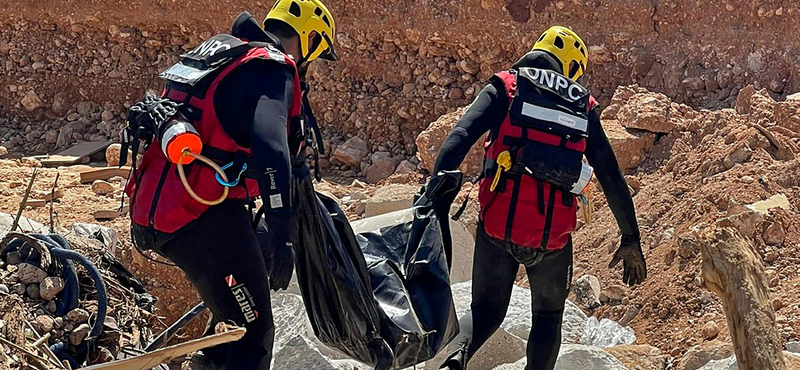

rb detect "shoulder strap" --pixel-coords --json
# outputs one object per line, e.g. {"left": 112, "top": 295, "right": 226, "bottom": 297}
{"left": 491, "top": 70, "right": 517, "bottom": 100}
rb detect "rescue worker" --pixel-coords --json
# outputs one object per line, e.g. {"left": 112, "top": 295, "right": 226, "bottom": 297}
{"left": 124, "top": 1, "right": 337, "bottom": 369}
{"left": 435, "top": 26, "right": 646, "bottom": 370}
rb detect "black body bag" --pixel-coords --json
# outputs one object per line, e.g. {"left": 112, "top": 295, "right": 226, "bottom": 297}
{"left": 291, "top": 167, "right": 461, "bottom": 369}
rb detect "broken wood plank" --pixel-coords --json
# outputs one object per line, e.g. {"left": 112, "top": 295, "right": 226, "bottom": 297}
{"left": 697, "top": 222, "right": 787, "bottom": 370}
{"left": 82, "top": 328, "right": 245, "bottom": 370}
{"left": 25, "top": 199, "right": 47, "bottom": 208}
{"left": 80, "top": 167, "right": 131, "bottom": 184}
{"left": 34, "top": 190, "right": 63, "bottom": 202}
{"left": 39, "top": 141, "right": 113, "bottom": 167}
{"left": 93, "top": 205, "right": 129, "bottom": 220}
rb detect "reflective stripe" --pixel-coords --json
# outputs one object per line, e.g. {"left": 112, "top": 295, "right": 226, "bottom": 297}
{"left": 521, "top": 102, "right": 588, "bottom": 133}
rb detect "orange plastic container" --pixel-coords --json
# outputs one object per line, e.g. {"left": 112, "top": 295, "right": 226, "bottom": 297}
{"left": 160, "top": 119, "right": 203, "bottom": 164}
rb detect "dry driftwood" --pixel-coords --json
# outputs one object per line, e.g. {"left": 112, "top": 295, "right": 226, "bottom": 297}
{"left": 696, "top": 223, "right": 787, "bottom": 370}
{"left": 81, "top": 328, "right": 245, "bottom": 370}
{"left": 79, "top": 167, "right": 131, "bottom": 184}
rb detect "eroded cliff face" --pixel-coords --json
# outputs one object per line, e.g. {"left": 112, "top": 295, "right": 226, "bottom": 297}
{"left": 1, "top": 0, "right": 799, "bottom": 172}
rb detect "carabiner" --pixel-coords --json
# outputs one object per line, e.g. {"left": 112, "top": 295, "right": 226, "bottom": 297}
{"left": 215, "top": 162, "right": 248, "bottom": 188}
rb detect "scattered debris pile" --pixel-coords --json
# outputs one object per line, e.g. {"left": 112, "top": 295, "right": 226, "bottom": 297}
{"left": 0, "top": 220, "right": 161, "bottom": 369}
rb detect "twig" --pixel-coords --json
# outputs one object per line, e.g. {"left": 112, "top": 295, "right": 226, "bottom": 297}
{"left": 12, "top": 168, "right": 38, "bottom": 232}
{"left": 0, "top": 335, "right": 53, "bottom": 366}
{"left": 25, "top": 321, "right": 65, "bottom": 369}
{"left": 49, "top": 172, "right": 60, "bottom": 233}
{"left": 63, "top": 360, "right": 73, "bottom": 370}
{"left": 31, "top": 333, "right": 51, "bottom": 348}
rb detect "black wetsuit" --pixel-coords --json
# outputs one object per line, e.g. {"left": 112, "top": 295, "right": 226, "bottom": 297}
{"left": 435, "top": 52, "right": 639, "bottom": 370}
{"left": 132, "top": 13, "right": 298, "bottom": 370}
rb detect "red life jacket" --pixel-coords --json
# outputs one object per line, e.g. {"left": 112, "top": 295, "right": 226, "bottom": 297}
{"left": 125, "top": 35, "right": 302, "bottom": 234}
{"left": 478, "top": 68, "right": 597, "bottom": 251}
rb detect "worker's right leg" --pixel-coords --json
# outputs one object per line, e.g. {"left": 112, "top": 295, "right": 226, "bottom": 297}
{"left": 156, "top": 201, "right": 274, "bottom": 370}
{"left": 440, "top": 226, "right": 520, "bottom": 369}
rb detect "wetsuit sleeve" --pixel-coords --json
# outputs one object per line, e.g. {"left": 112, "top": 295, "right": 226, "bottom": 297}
{"left": 214, "top": 60, "right": 295, "bottom": 248}
{"left": 584, "top": 109, "right": 640, "bottom": 238}
{"left": 433, "top": 82, "right": 508, "bottom": 174}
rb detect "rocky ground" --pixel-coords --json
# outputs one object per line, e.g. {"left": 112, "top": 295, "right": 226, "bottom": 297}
{"left": 2, "top": 0, "right": 800, "bottom": 182}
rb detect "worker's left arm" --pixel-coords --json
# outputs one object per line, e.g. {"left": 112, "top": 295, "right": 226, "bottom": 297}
{"left": 584, "top": 108, "right": 647, "bottom": 286}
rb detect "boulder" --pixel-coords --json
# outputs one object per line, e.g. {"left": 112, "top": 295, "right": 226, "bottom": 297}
{"left": 602, "top": 120, "right": 655, "bottom": 171}
{"left": 272, "top": 335, "right": 338, "bottom": 370}
{"left": 499, "top": 344, "right": 630, "bottom": 370}
{"left": 21, "top": 90, "right": 44, "bottom": 111}
{"left": 678, "top": 342, "right": 734, "bottom": 370}
{"left": 416, "top": 107, "right": 486, "bottom": 177}
{"left": 365, "top": 152, "right": 400, "bottom": 183}
{"left": 35, "top": 315, "right": 55, "bottom": 333}
{"left": 333, "top": 137, "right": 369, "bottom": 167}
{"left": 554, "top": 344, "right": 629, "bottom": 370}
{"left": 394, "top": 160, "right": 417, "bottom": 175}
{"left": 574, "top": 275, "right": 602, "bottom": 309}
{"left": 364, "top": 184, "right": 419, "bottom": 217}
{"left": 605, "top": 345, "right": 667, "bottom": 370}
{"left": 0, "top": 212, "right": 46, "bottom": 237}
{"left": 617, "top": 92, "right": 678, "bottom": 133}
{"left": 91, "top": 180, "right": 115, "bottom": 195}
{"left": 581, "top": 317, "right": 636, "bottom": 348}
{"left": 105, "top": 143, "right": 132, "bottom": 167}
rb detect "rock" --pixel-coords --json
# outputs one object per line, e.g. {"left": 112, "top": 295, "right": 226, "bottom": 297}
{"left": 332, "top": 137, "right": 369, "bottom": 167}
{"left": 602, "top": 119, "right": 656, "bottom": 170}
{"left": 762, "top": 222, "right": 785, "bottom": 246}
{"left": 581, "top": 317, "right": 636, "bottom": 348}
{"left": 105, "top": 143, "right": 132, "bottom": 167}
{"left": 26, "top": 283, "right": 40, "bottom": 299}
{"left": 69, "top": 323, "right": 91, "bottom": 345}
{"left": 271, "top": 293, "right": 313, "bottom": 356}
{"left": 5, "top": 251, "right": 22, "bottom": 265}
{"left": 0, "top": 146, "right": 7, "bottom": 157}
{"left": 605, "top": 345, "right": 668, "bottom": 370}
{"left": 554, "top": 344, "right": 628, "bottom": 370}
{"left": 416, "top": 106, "right": 486, "bottom": 177}
{"left": 76, "top": 101, "right": 94, "bottom": 116}
{"left": 447, "top": 219, "right": 474, "bottom": 284}
{"left": 101, "top": 110, "right": 116, "bottom": 122}
{"left": 701, "top": 321, "right": 721, "bottom": 340}
{"left": 35, "top": 315, "right": 55, "bottom": 333}
{"left": 66, "top": 308, "right": 90, "bottom": 323}
{"left": 273, "top": 335, "right": 338, "bottom": 369}
{"left": 46, "top": 300, "right": 57, "bottom": 314}
{"left": 72, "top": 223, "right": 119, "bottom": 250}
{"left": 13, "top": 283, "right": 25, "bottom": 295}
{"left": 91, "top": 180, "right": 115, "bottom": 195}
{"left": 51, "top": 92, "right": 67, "bottom": 114}
{"left": 574, "top": 275, "right": 602, "bottom": 309}
{"left": 694, "top": 352, "right": 799, "bottom": 370}
{"left": 599, "top": 285, "right": 626, "bottom": 303}
{"left": 21, "top": 90, "right": 44, "bottom": 111}
{"left": 683, "top": 77, "right": 705, "bottom": 91}
{"left": 615, "top": 87, "right": 680, "bottom": 134}
{"left": 364, "top": 184, "right": 419, "bottom": 217}
{"left": 365, "top": 152, "right": 400, "bottom": 183}
{"left": 394, "top": 160, "right": 417, "bottom": 175}
{"left": 54, "top": 317, "right": 64, "bottom": 329}
{"left": 0, "top": 284, "right": 8, "bottom": 295}
{"left": 39, "top": 276, "right": 64, "bottom": 301}
{"left": 746, "top": 194, "right": 791, "bottom": 215}
{"left": 16, "top": 263, "right": 48, "bottom": 284}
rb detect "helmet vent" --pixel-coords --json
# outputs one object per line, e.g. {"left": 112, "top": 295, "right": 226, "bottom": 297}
{"left": 554, "top": 36, "right": 564, "bottom": 49}
{"left": 272, "top": 0, "right": 280, "bottom": 9}
{"left": 314, "top": 7, "right": 323, "bottom": 16}
{"left": 538, "top": 34, "right": 546, "bottom": 42}
{"left": 289, "top": 1, "right": 302, "bottom": 17}
{"left": 579, "top": 47, "right": 585, "bottom": 56}
{"left": 322, "top": 15, "right": 331, "bottom": 27}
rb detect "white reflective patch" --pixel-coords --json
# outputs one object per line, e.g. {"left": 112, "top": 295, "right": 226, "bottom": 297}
{"left": 521, "top": 102, "right": 588, "bottom": 132}
{"left": 269, "top": 194, "right": 283, "bottom": 209}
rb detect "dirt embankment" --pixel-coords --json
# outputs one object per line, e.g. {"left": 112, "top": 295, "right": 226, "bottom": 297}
{"left": 1, "top": 0, "right": 799, "bottom": 178}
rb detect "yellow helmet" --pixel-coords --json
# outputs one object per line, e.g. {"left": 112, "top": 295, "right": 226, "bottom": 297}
{"left": 532, "top": 26, "right": 588, "bottom": 81}
{"left": 264, "top": 0, "right": 338, "bottom": 62}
